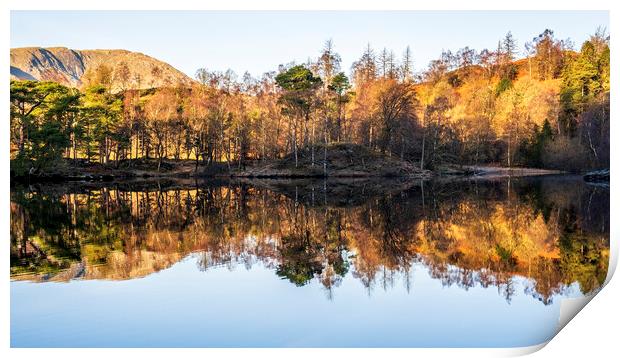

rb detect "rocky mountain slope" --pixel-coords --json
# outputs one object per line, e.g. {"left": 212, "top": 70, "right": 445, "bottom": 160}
{"left": 10, "top": 47, "right": 193, "bottom": 91}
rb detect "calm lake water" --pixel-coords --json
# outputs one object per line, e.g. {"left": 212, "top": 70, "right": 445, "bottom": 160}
{"left": 10, "top": 176, "right": 609, "bottom": 347}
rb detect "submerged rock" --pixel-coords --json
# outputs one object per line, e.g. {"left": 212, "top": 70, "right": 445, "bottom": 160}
{"left": 584, "top": 169, "right": 610, "bottom": 182}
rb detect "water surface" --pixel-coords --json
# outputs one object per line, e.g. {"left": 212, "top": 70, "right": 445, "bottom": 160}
{"left": 10, "top": 176, "right": 609, "bottom": 347}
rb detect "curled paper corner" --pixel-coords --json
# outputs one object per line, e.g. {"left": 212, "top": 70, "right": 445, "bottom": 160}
{"left": 557, "top": 295, "right": 595, "bottom": 332}
{"left": 522, "top": 289, "right": 607, "bottom": 356}
{"left": 502, "top": 342, "right": 549, "bottom": 357}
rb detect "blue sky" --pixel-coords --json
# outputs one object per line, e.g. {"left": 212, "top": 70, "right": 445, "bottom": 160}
{"left": 11, "top": 11, "right": 609, "bottom": 79}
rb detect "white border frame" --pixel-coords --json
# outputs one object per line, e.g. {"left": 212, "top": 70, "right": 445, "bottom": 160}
{"left": 2, "top": 1, "right": 617, "bottom": 357}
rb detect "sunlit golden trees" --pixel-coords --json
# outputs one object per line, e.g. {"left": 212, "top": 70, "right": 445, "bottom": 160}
{"left": 144, "top": 87, "right": 178, "bottom": 170}
{"left": 188, "top": 83, "right": 214, "bottom": 165}
{"left": 532, "top": 29, "right": 568, "bottom": 81}
{"left": 9, "top": 28, "right": 610, "bottom": 174}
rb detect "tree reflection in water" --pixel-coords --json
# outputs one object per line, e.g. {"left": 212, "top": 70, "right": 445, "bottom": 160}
{"left": 10, "top": 177, "right": 609, "bottom": 304}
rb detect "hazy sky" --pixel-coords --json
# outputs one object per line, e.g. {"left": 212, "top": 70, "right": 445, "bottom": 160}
{"left": 11, "top": 11, "right": 609, "bottom": 78}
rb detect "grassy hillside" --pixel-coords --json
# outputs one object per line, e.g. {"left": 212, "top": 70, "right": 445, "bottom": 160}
{"left": 10, "top": 47, "right": 193, "bottom": 92}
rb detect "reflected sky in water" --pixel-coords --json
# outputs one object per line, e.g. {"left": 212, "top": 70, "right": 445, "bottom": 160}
{"left": 10, "top": 176, "right": 609, "bottom": 347}
{"left": 11, "top": 258, "right": 583, "bottom": 347}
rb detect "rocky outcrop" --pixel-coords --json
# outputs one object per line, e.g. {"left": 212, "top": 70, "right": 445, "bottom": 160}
{"left": 231, "top": 143, "right": 431, "bottom": 178}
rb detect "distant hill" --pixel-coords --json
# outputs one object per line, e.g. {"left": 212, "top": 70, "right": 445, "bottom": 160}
{"left": 10, "top": 47, "right": 194, "bottom": 91}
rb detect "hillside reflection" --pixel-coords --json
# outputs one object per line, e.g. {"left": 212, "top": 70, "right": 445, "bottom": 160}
{"left": 10, "top": 177, "right": 609, "bottom": 304}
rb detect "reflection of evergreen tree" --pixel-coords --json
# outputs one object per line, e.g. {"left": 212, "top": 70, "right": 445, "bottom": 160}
{"left": 559, "top": 232, "right": 608, "bottom": 294}
{"left": 10, "top": 187, "right": 81, "bottom": 275}
{"left": 276, "top": 233, "right": 323, "bottom": 287}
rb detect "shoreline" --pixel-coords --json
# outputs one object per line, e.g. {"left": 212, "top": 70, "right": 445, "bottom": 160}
{"left": 461, "top": 165, "right": 565, "bottom": 178}
{"left": 10, "top": 161, "right": 575, "bottom": 184}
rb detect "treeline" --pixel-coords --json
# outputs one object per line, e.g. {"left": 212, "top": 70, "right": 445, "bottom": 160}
{"left": 10, "top": 29, "right": 610, "bottom": 176}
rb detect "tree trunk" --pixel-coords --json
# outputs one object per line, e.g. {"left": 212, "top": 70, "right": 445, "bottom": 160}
{"left": 323, "top": 126, "right": 328, "bottom": 177}
{"left": 507, "top": 134, "right": 512, "bottom": 168}
{"left": 420, "top": 127, "right": 426, "bottom": 170}
{"left": 293, "top": 119, "right": 298, "bottom": 168}
{"left": 18, "top": 121, "right": 25, "bottom": 156}
{"left": 157, "top": 143, "right": 163, "bottom": 172}
{"left": 72, "top": 132, "right": 77, "bottom": 167}
{"left": 311, "top": 117, "right": 315, "bottom": 167}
